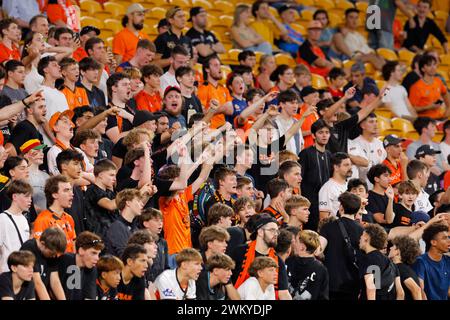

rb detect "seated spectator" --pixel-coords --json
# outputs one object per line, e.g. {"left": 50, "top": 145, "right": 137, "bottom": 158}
{"left": 0, "top": 19, "right": 21, "bottom": 63}
{"left": 2, "top": 0, "right": 40, "bottom": 29}
{"left": 227, "top": 197, "right": 257, "bottom": 253}
{"left": 237, "top": 256, "right": 277, "bottom": 300}
{"left": 199, "top": 225, "right": 230, "bottom": 263}
{"left": 117, "top": 244, "right": 149, "bottom": 300}
{"left": 117, "top": 39, "right": 156, "bottom": 72}
{"left": 343, "top": 62, "right": 378, "bottom": 109}
{"left": 270, "top": 65, "right": 294, "bottom": 94}
{"left": 238, "top": 51, "right": 257, "bottom": 70}
{"left": 157, "top": 18, "right": 169, "bottom": 35}
{"left": 206, "top": 204, "right": 234, "bottom": 229}
{"left": 96, "top": 255, "right": 124, "bottom": 300}
{"left": 403, "top": 0, "right": 449, "bottom": 54}
{"left": 256, "top": 55, "right": 277, "bottom": 93}
{"left": 251, "top": 1, "right": 287, "bottom": 52}
{"left": 276, "top": 5, "right": 305, "bottom": 58}
{"left": 297, "top": 20, "right": 334, "bottom": 78}
{"left": 409, "top": 54, "right": 450, "bottom": 119}
{"left": 135, "top": 65, "right": 163, "bottom": 112}
{"left": 113, "top": 4, "right": 151, "bottom": 65}
{"left": 327, "top": 67, "right": 346, "bottom": 99}
{"left": 313, "top": 10, "right": 337, "bottom": 59}
{"left": 0, "top": 251, "right": 35, "bottom": 300}
{"left": 230, "top": 4, "right": 273, "bottom": 55}
{"left": 331, "top": 9, "right": 385, "bottom": 70}
{"left": 186, "top": 7, "right": 226, "bottom": 65}
{"left": 154, "top": 7, "right": 193, "bottom": 71}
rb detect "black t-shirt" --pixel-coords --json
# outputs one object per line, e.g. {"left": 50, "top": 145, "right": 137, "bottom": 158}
{"left": 327, "top": 114, "right": 359, "bottom": 154}
{"left": 181, "top": 94, "right": 203, "bottom": 124}
{"left": 0, "top": 190, "right": 37, "bottom": 224}
{"left": 249, "top": 135, "right": 286, "bottom": 194}
{"left": 286, "top": 256, "right": 329, "bottom": 300}
{"left": 97, "top": 138, "right": 114, "bottom": 161}
{"left": 20, "top": 239, "right": 58, "bottom": 291}
{"left": 393, "top": 203, "right": 413, "bottom": 227}
{"left": 396, "top": 262, "right": 420, "bottom": 301}
{"left": 367, "top": 190, "right": 390, "bottom": 228}
{"left": 203, "top": 193, "right": 234, "bottom": 224}
{"left": 117, "top": 274, "right": 146, "bottom": 300}
{"left": 230, "top": 243, "right": 288, "bottom": 291}
{"left": 66, "top": 186, "right": 86, "bottom": 235}
{"left": 77, "top": 83, "right": 106, "bottom": 110}
{"left": 319, "top": 217, "right": 363, "bottom": 295}
{"left": 0, "top": 272, "right": 35, "bottom": 300}
{"left": 359, "top": 250, "right": 399, "bottom": 301}
{"left": 10, "top": 120, "right": 44, "bottom": 154}
{"left": 106, "top": 112, "right": 133, "bottom": 133}
{"left": 112, "top": 137, "right": 127, "bottom": 160}
{"left": 58, "top": 253, "right": 97, "bottom": 300}
{"left": 154, "top": 28, "right": 193, "bottom": 71}
{"left": 424, "top": 173, "right": 440, "bottom": 196}
{"left": 186, "top": 28, "right": 219, "bottom": 65}
{"left": 196, "top": 270, "right": 226, "bottom": 300}
{"left": 298, "top": 39, "right": 330, "bottom": 65}
{"left": 116, "top": 177, "right": 138, "bottom": 192}
{"left": 85, "top": 184, "right": 118, "bottom": 237}
{"left": 96, "top": 281, "right": 118, "bottom": 300}
{"left": 226, "top": 226, "right": 247, "bottom": 256}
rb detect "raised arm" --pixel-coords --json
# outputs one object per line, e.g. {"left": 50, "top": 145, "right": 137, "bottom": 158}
{"left": 323, "top": 86, "right": 356, "bottom": 119}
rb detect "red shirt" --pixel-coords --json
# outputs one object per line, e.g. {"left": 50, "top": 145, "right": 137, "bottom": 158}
{"left": 135, "top": 90, "right": 162, "bottom": 112}
{"left": 0, "top": 42, "right": 20, "bottom": 63}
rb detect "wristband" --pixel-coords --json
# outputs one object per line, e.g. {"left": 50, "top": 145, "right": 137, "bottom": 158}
{"left": 22, "top": 97, "right": 30, "bottom": 108}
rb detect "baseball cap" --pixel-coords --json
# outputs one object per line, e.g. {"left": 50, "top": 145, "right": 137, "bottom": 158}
{"left": 157, "top": 18, "right": 169, "bottom": 29}
{"left": 300, "top": 86, "right": 318, "bottom": 99}
{"left": 49, "top": 110, "right": 75, "bottom": 132}
{"left": 80, "top": 26, "right": 100, "bottom": 37}
{"left": 163, "top": 85, "right": 182, "bottom": 98}
{"left": 383, "top": 134, "right": 405, "bottom": 148}
{"left": 245, "top": 213, "right": 277, "bottom": 239}
{"left": 277, "top": 4, "right": 293, "bottom": 15}
{"left": 189, "top": 7, "right": 206, "bottom": 21}
{"left": 307, "top": 20, "right": 323, "bottom": 30}
{"left": 126, "top": 3, "right": 149, "bottom": 15}
{"left": 410, "top": 211, "right": 431, "bottom": 225}
{"left": 20, "top": 139, "right": 47, "bottom": 154}
{"left": 166, "top": 6, "right": 183, "bottom": 20}
{"left": 415, "top": 144, "right": 441, "bottom": 159}
{"left": 133, "top": 110, "right": 158, "bottom": 127}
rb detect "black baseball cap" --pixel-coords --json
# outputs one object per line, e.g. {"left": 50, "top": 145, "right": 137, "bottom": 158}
{"left": 383, "top": 134, "right": 405, "bottom": 148}
{"left": 189, "top": 6, "right": 206, "bottom": 21}
{"left": 80, "top": 26, "right": 100, "bottom": 36}
{"left": 132, "top": 110, "right": 158, "bottom": 127}
{"left": 300, "top": 86, "right": 318, "bottom": 99}
{"left": 277, "top": 4, "right": 292, "bottom": 15}
{"left": 415, "top": 144, "right": 441, "bottom": 159}
{"left": 157, "top": 18, "right": 169, "bottom": 29}
{"left": 245, "top": 213, "right": 277, "bottom": 240}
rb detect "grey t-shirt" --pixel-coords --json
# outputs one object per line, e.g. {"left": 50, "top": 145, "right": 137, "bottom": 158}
{"left": 28, "top": 169, "right": 49, "bottom": 212}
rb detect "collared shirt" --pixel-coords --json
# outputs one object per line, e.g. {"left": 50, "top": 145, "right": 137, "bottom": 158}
{"left": 154, "top": 28, "right": 193, "bottom": 67}
{"left": 186, "top": 27, "right": 219, "bottom": 65}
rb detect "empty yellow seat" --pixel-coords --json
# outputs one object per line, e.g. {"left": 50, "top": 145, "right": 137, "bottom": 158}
{"left": 391, "top": 118, "right": 414, "bottom": 133}
{"left": 398, "top": 49, "right": 415, "bottom": 65}
{"left": 377, "top": 116, "right": 392, "bottom": 133}
{"left": 192, "top": 0, "right": 213, "bottom": 10}
{"left": 149, "top": 8, "right": 166, "bottom": 20}
{"left": 103, "top": 2, "right": 126, "bottom": 16}
{"left": 170, "top": 0, "right": 191, "bottom": 8}
{"left": 213, "top": 1, "right": 235, "bottom": 14}
{"left": 311, "top": 74, "right": 328, "bottom": 90}
{"left": 335, "top": 0, "right": 354, "bottom": 10}
{"left": 376, "top": 80, "right": 386, "bottom": 90}
{"left": 275, "top": 53, "right": 296, "bottom": 68}
{"left": 314, "top": 0, "right": 335, "bottom": 10}
{"left": 228, "top": 49, "right": 242, "bottom": 62}
{"left": 104, "top": 19, "right": 122, "bottom": 34}
{"left": 80, "top": 0, "right": 102, "bottom": 16}
{"left": 375, "top": 108, "right": 393, "bottom": 119}
{"left": 218, "top": 15, "right": 233, "bottom": 28}
{"left": 377, "top": 48, "right": 398, "bottom": 61}
{"left": 301, "top": 9, "right": 314, "bottom": 21}
{"left": 80, "top": 16, "right": 104, "bottom": 29}
{"left": 355, "top": 2, "right": 368, "bottom": 12}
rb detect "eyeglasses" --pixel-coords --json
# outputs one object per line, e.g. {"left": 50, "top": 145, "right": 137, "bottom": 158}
{"left": 263, "top": 228, "right": 280, "bottom": 235}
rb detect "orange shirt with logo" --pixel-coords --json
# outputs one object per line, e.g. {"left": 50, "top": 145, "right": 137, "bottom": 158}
{"left": 383, "top": 158, "right": 404, "bottom": 186}
{"left": 197, "top": 82, "right": 232, "bottom": 129}
{"left": 159, "top": 185, "right": 194, "bottom": 255}
{"left": 0, "top": 43, "right": 21, "bottom": 63}
{"left": 135, "top": 90, "right": 162, "bottom": 112}
{"left": 60, "top": 86, "right": 90, "bottom": 110}
{"left": 113, "top": 28, "right": 150, "bottom": 63}
{"left": 33, "top": 210, "right": 76, "bottom": 253}
{"left": 73, "top": 47, "right": 88, "bottom": 62}
{"left": 294, "top": 103, "right": 319, "bottom": 148}
{"left": 409, "top": 77, "right": 447, "bottom": 119}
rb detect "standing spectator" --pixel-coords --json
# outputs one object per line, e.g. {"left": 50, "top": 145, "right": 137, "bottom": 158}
{"left": 159, "top": 46, "right": 190, "bottom": 95}
{"left": 287, "top": 230, "right": 329, "bottom": 300}
{"left": 382, "top": 61, "right": 417, "bottom": 120}
{"left": 154, "top": 7, "right": 193, "bottom": 71}
{"left": 206, "top": 204, "right": 234, "bottom": 229}
{"left": 278, "top": 160, "right": 302, "bottom": 196}
{"left": 382, "top": 135, "right": 408, "bottom": 187}
{"left": 389, "top": 236, "right": 423, "bottom": 300}
{"left": 59, "top": 58, "right": 89, "bottom": 110}
{"left": 117, "top": 39, "right": 156, "bottom": 72}
{"left": 78, "top": 57, "right": 107, "bottom": 111}
{"left": 407, "top": 160, "right": 433, "bottom": 213}
{"left": 176, "top": 66, "right": 203, "bottom": 123}
{"left": 45, "top": 0, "right": 80, "bottom": 31}
{"left": 319, "top": 152, "right": 353, "bottom": 221}
{"left": 33, "top": 175, "right": 76, "bottom": 253}
{"left": 238, "top": 51, "right": 257, "bottom": 70}
{"left": 0, "top": 19, "right": 21, "bottom": 64}
{"left": 409, "top": 55, "right": 450, "bottom": 119}
{"left": 0, "top": 251, "right": 36, "bottom": 300}
{"left": 230, "top": 4, "right": 273, "bottom": 55}
{"left": 406, "top": 117, "right": 441, "bottom": 168}
{"left": 73, "top": 26, "right": 100, "bottom": 62}
{"left": 291, "top": 65, "right": 312, "bottom": 99}
{"left": 413, "top": 223, "right": 450, "bottom": 300}
{"left": 359, "top": 224, "right": 404, "bottom": 300}
{"left": 2, "top": 60, "right": 28, "bottom": 105}
{"left": 113, "top": 4, "right": 150, "bottom": 65}
{"left": 0, "top": 181, "right": 33, "bottom": 272}
{"left": 117, "top": 244, "right": 149, "bottom": 300}
{"left": 366, "top": 164, "right": 395, "bottom": 228}
{"left": 319, "top": 192, "right": 363, "bottom": 300}
{"left": 237, "top": 256, "right": 278, "bottom": 300}
{"left": 297, "top": 20, "right": 334, "bottom": 78}
{"left": 199, "top": 225, "right": 230, "bottom": 262}
{"left": 415, "top": 145, "right": 441, "bottom": 195}
{"left": 327, "top": 67, "right": 346, "bottom": 99}
{"left": 227, "top": 197, "right": 257, "bottom": 253}
{"left": 403, "top": 0, "right": 449, "bottom": 54}
{"left": 96, "top": 255, "right": 123, "bottom": 300}
{"left": 285, "top": 195, "right": 311, "bottom": 231}
{"left": 186, "top": 7, "right": 225, "bottom": 66}
{"left": 261, "top": 178, "right": 291, "bottom": 226}
{"left": 135, "top": 65, "right": 163, "bottom": 113}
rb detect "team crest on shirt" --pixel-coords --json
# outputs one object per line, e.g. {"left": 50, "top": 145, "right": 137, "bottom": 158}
{"left": 168, "top": 42, "right": 176, "bottom": 49}
{"left": 162, "top": 288, "right": 176, "bottom": 297}
{"left": 78, "top": 97, "right": 82, "bottom": 103}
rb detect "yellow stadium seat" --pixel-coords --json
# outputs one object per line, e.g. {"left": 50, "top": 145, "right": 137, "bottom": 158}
{"left": 433, "top": 131, "right": 444, "bottom": 143}
{"left": 440, "top": 54, "right": 450, "bottom": 66}
{"left": 170, "top": 0, "right": 190, "bottom": 8}
{"left": 343, "top": 59, "right": 356, "bottom": 70}
{"left": 103, "top": 2, "right": 126, "bottom": 16}
{"left": 218, "top": 15, "right": 233, "bottom": 28}
{"left": 275, "top": 53, "right": 296, "bottom": 68}
{"left": 301, "top": 0, "right": 315, "bottom": 6}
{"left": 327, "top": 12, "right": 343, "bottom": 28}
{"left": 335, "top": 0, "right": 354, "bottom": 10}
{"left": 228, "top": 49, "right": 242, "bottom": 62}
{"left": 355, "top": 2, "right": 368, "bottom": 12}
{"left": 364, "top": 63, "right": 376, "bottom": 75}
{"left": 95, "top": 11, "right": 112, "bottom": 22}
{"left": 103, "top": 19, "right": 122, "bottom": 34}
{"left": 254, "top": 51, "right": 265, "bottom": 64}
{"left": 80, "top": 16, "right": 104, "bottom": 29}
{"left": 314, "top": 0, "right": 335, "bottom": 10}
{"left": 80, "top": 0, "right": 102, "bottom": 15}
{"left": 377, "top": 116, "right": 392, "bottom": 132}
{"left": 311, "top": 74, "right": 328, "bottom": 90}
{"left": 207, "top": 14, "right": 219, "bottom": 28}
{"left": 290, "top": 23, "right": 306, "bottom": 36}
{"left": 192, "top": 0, "right": 213, "bottom": 10}
{"left": 214, "top": 1, "right": 235, "bottom": 14}
{"left": 391, "top": 118, "right": 414, "bottom": 133}
{"left": 149, "top": 8, "right": 166, "bottom": 20}
{"left": 405, "top": 131, "right": 419, "bottom": 140}
{"left": 99, "top": 29, "right": 114, "bottom": 40}
{"left": 376, "top": 48, "right": 398, "bottom": 61}
{"left": 301, "top": 9, "right": 314, "bottom": 21}
{"left": 219, "top": 65, "right": 232, "bottom": 85}
{"left": 375, "top": 108, "right": 393, "bottom": 119}
{"left": 105, "top": 37, "right": 114, "bottom": 48}
{"left": 398, "top": 49, "right": 415, "bottom": 65}
{"left": 376, "top": 80, "right": 386, "bottom": 90}
{"left": 382, "top": 128, "right": 403, "bottom": 136}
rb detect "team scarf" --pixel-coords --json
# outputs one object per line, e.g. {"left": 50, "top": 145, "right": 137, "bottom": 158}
{"left": 234, "top": 240, "right": 280, "bottom": 298}
{"left": 58, "top": 0, "right": 80, "bottom": 32}
{"left": 213, "top": 190, "right": 238, "bottom": 225}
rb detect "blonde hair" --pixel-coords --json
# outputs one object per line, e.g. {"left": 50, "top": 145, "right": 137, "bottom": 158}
{"left": 285, "top": 195, "right": 311, "bottom": 215}
{"left": 233, "top": 4, "right": 250, "bottom": 27}
{"left": 175, "top": 248, "right": 203, "bottom": 266}
{"left": 248, "top": 256, "right": 277, "bottom": 277}
{"left": 123, "top": 128, "right": 154, "bottom": 148}
{"left": 122, "top": 66, "right": 142, "bottom": 80}
{"left": 297, "top": 230, "right": 320, "bottom": 254}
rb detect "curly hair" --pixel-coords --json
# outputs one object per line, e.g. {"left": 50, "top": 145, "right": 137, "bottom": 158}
{"left": 422, "top": 223, "right": 449, "bottom": 251}
{"left": 364, "top": 223, "right": 388, "bottom": 250}
{"left": 391, "top": 236, "right": 421, "bottom": 265}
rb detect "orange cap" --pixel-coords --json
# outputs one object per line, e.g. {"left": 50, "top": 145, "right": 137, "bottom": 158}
{"left": 49, "top": 110, "right": 75, "bottom": 132}
{"left": 307, "top": 20, "right": 323, "bottom": 30}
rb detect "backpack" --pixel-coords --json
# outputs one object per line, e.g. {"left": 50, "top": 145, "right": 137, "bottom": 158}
{"left": 190, "top": 179, "right": 215, "bottom": 248}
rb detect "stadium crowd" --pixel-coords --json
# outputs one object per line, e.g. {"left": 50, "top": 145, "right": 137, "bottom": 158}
{"left": 0, "top": 0, "right": 448, "bottom": 301}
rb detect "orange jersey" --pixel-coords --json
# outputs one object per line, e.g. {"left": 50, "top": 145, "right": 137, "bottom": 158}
{"left": 60, "top": 85, "right": 90, "bottom": 110}
{"left": 444, "top": 170, "right": 450, "bottom": 190}
{"left": 113, "top": 28, "right": 150, "bottom": 63}
{"left": 33, "top": 210, "right": 76, "bottom": 253}
{"left": 234, "top": 115, "right": 256, "bottom": 143}
{"left": 135, "top": 90, "right": 162, "bottom": 112}
{"left": 0, "top": 43, "right": 21, "bottom": 63}
{"left": 159, "top": 185, "right": 194, "bottom": 255}
{"left": 73, "top": 47, "right": 88, "bottom": 62}
{"left": 409, "top": 77, "right": 447, "bottom": 119}
{"left": 197, "top": 82, "right": 232, "bottom": 129}
{"left": 383, "top": 158, "right": 404, "bottom": 186}
{"left": 294, "top": 104, "right": 319, "bottom": 148}
{"left": 262, "top": 206, "right": 284, "bottom": 226}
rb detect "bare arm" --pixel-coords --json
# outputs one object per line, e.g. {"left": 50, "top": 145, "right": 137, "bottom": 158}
{"left": 364, "top": 274, "right": 377, "bottom": 300}
{"left": 323, "top": 87, "right": 356, "bottom": 119}
{"left": 225, "top": 283, "right": 240, "bottom": 300}
{"left": 33, "top": 273, "right": 50, "bottom": 300}
{"left": 395, "top": 276, "right": 405, "bottom": 300}
{"left": 78, "top": 107, "right": 120, "bottom": 131}
{"left": 191, "top": 163, "right": 214, "bottom": 194}
{"left": 284, "top": 105, "right": 316, "bottom": 143}
{"left": 138, "top": 142, "right": 152, "bottom": 189}
{"left": 278, "top": 290, "right": 292, "bottom": 300}
{"left": 50, "top": 271, "right": 66, "bottom": 300}
{"left": 97, "top": 197, "right": 117, "bottom": 211}
{"left": 0, "top": 90, "right": 43, "bottom": 122}
{"left": 404, "top": 278, "right": 422, "bottom": 300}
{"left": 443, "top": 91, "right": 450, "bottom": 117}
{"left": 349, "top": 154, "right": 369, "bottom": 167}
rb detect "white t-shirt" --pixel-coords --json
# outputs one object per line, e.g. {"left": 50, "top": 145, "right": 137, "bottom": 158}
{"left": 237, "top": 277, "right": 275, "bottom": 300}
{"left": 415, "top": 189, "right": 433, "bottom": 213}
{"left": 0, "top": 211, "right": 31, "bottom": 273}
{"left": 42, "top": 85, "right": 69, "bottom": 119}
{"left": 382, "top": 84, "right": 414, "bottom": 118}
{"left": 439, "top": 141, "right": 450, "bottom": 168}
{"left": 160, "top": 72, "right": 179, "bottom": 96}
{"left": 344, "top": 31, "right": 373, "bottom": 55}
{"left": 24, "top": 67, "right": 44, "bottom": 94}
{"left": 47, "top": 145, "right": 93, "bottom": 176}
{"left": 155, "top": 269, "right": 196, "bottom": 300}
{"left": 99, "top": 69, "right": 109, "bottom": 105}
{"left": 350, "top": 136, "right": 386, "bottom": 183}
{"left": 274, "top": 116, "right": 304, "bottom": 156}
{"left": 348, "top": 138, "right": 364, "bottom": 180}
{"left": 318, "top": 178, "right": 347, "bottom": 216}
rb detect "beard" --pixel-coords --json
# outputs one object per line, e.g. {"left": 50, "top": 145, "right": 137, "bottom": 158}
{"left": 264, "top": 234, "right": 277, "bottom": 248}
{"left": 133, "top": 22, "right": 144, "bottom": 30}
{"left": 165, "top": 107, "right": 181, "bottom": 117}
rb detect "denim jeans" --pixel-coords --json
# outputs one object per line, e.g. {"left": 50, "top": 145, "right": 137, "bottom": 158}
{"left": 368, "top": 30, "right": 394, "bottom": 50}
